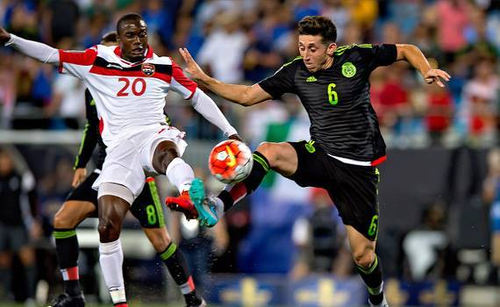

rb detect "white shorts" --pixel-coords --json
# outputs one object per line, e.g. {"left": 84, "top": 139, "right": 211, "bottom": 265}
{"left": 92, "top": 124, "right": 188, "bottom": 201}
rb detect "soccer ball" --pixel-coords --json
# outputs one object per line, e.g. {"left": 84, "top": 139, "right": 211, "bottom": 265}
{"left": 208, "top": 140, "right": 253, "bottom": 184}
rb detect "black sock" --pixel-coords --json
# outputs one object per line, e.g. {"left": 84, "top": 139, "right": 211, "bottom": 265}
{"left": 159, "top": 243, "right": 201, "bottom": 306}
{"left": 355, "top": 255, "right": 384, "bottom": 304}
{"left": 53, "top": 228, "right": 81, "bottom": 297}
{"left": 218, "top": 151, "right": 270, "bottom": 212}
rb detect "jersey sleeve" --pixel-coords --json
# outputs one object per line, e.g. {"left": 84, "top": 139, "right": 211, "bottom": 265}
{"left": 170, "top": 60, "right": 198, "bottom": 99}
{"left": 74, "top": 90, "right": 98, "bottom": 169}
{"left": 58, "top": 46, "right": 98, "bottom": 79}
{"left": 258, "top": 59, "right": 298, "bottom": 99}
{"left": 359, "top": 44, "right": 397, "bottom": 70}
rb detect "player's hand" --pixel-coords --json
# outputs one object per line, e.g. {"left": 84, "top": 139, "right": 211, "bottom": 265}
{"left": 178, "top": 47, "right": 208, "bottom": 82}
{"left": 228, "top": 134, "right": 243, "bottom": 142}
{"left": 72, "top": 168, "right": 87, "bottom": 187}
{"left": 424, "top": 68, "right": 451, "bottom": 88}
{"left": 0, "top": 27, "right": 11, "bottom": 45}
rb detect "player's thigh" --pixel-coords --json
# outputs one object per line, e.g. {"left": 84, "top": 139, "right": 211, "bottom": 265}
{"left": 285, "top": 140, "right": 331, "bottom": 187}
{"left": 95, "top": 141, "right": 146, "bottom": 199}
{"left": 326, "top": 162, "right": 380, "bottom": 241}
{"left": 130, "top": 177, "right": 165, "bottom": 229}
{"left": 143, "top": 126, "right": 188, "bottom": 174}
{"left": 54, "top": 201, "right": 97, "bottom": 228}
{"left": 257, "top": 142, "right": 298, "bottom": 176}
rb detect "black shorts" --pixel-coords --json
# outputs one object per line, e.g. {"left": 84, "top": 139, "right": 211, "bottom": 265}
{"left": 288, "top": 141, "right": 381, "bottom": 241}
{"left": 66, "top": 171, "right": 165, "bottom": 228}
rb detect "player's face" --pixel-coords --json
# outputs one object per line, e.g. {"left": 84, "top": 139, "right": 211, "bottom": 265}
{"left": 118, "top": 20, "right": 148, "bottom": 62}
{"left": 298, "top": 35, "right": 335, "bottom": 72}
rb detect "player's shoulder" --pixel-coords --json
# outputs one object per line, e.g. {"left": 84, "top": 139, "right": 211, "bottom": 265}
{"left": 275, "top": 56, "right": 303, "bottom": 74}
{"left": 150, "top": 54, "right": 173, "bottom": 66}
{"left": 334, "top": 43, "right": 375, "bottom": 58}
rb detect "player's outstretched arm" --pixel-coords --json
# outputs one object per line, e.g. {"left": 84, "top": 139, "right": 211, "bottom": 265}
{"left": 179, "top": 47, "right": 272, "bottom": 106}
{"left": 396, "top": 44, "right": 451, "bottom": 88}
{"left": 0, "top": 27, "right": 59, "bottom": 64}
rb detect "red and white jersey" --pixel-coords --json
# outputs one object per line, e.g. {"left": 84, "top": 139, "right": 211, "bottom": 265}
{"left": 58, "top": 45, "right": 197, "bottom": 146}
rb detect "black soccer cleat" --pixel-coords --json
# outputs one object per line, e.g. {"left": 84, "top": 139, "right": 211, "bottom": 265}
{"left": 48, "top": 293, "right": 85, "bottom": 307}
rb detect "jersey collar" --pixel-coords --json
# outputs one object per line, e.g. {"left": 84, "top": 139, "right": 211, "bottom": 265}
{"left": 113, "top": 45, "right": 154, "bottom": 65}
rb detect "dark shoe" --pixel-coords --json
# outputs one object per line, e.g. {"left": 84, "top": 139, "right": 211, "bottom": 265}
{"left": 48, "top": 293, "right": 85, "bottom": 307}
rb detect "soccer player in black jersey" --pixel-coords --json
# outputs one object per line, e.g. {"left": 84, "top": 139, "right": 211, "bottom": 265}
{"left": 173, "top": 16, "right": 450, "bottom": 306}
{"left": 50, "top": 33, "right": 203, "bottom": 307}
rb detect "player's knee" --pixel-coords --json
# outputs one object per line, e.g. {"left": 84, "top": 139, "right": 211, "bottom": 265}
{"left": 54, "top": 204, "right": 77, "bottom": 228}
{"left": 256, "top": 142, "right": 277, "bottom": 164}
{"left": 98, "top": 218, "right": 121, "bottom": 242}
{"left": 352, "top": 245, "right": 375, "bottom": 268}
{"left": 153, "top": 142, "right": 179, "bottom": 173}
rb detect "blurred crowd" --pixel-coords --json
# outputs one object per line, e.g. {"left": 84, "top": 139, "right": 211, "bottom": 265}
{"left": 0, "top": 0, "right": 499, "bottom": 304}
{"left": 0, "top": 0, "right": 498, "bottom": 148}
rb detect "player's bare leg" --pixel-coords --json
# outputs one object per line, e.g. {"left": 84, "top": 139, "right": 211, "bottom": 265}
{"left": 207, "top": 142, "right": 298, "bottom": 215}
{"left": 142, "top": 227, "right": 205, "bottom": 306}
{"left": 346, "top": 225, "right": 387, "bottom": 307}
{"left": 155, "top": 140, "right": 213, "bottom": 226}
{"left": 49, "top": 201, "right": 94, "bottom": 307}
{"left": 98, "top": 194, "right": 130, "bottom": 307}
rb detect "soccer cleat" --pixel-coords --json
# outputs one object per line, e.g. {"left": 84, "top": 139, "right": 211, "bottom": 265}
{"left": 369, "top": 294, "right": 388, "bottom": 307}
{"left": 165, "top": 191, "right": 199, "bottom": 220}
{"left": 48, "top": 293, "right": 85, "bottom": 307}
{"left": 187, "top": 298, "right": 207, "bottom": 307}
{"left": 189, "top": 178, "right": 219, "bottom": 227}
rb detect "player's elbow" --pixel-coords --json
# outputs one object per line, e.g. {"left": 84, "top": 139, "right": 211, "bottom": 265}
{"left": 396, "top": 44, "right": 418, "bottom": 60}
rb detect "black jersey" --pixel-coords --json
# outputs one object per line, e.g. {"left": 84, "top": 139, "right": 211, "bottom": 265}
{"left": 73, "top": 89, "right": 106, "bottom": 170}
{"left": 259, "top": 44, "right": 397, "bottom": 164}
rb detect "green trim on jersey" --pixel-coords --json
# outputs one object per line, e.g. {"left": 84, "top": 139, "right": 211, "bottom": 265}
{"left": 283, "top": 56, "right": 303, "bottom": 67}
{"left": 334, "top": 43, "right": 373, "bottom": 56}
{"left": 53, "top": 229, "right": 77, "bottom": 239}
{"left": 147, "top": 179, "right": 165, "bottom": 228}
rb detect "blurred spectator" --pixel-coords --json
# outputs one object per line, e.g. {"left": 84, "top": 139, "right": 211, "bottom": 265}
{"left": 321, "top": 0, "right": 350, "bottom": 42}
{"left": 0, "top": 52, "right": 16, "bottom": 128}
{"left": 46, "top": 68, "right": 85, "bottom": 130}
{"left": 43, "top": 0, "right": 79, "bottom": 45}
{"left": 459, "top": 58, "right": 499, "bottom": 147}
{"left": 435, "top": 0, "right": 470, "bottom": 61}
{"left": 197, "top": 11, "right": 248, "bottom": 83}
{"left": 482, "top": 148, "right": 500, "bottom": 284}
{"left": 424, "top": 83, "right": 453, "bottom": 145}
{"left": 0, "top": 148, "right": 39, "bottom": 303}
{"left": 345, "top": 0, "right": 378, "bottom": 39}
{"left": 290, "top": 188, "right": 352, "bottom": 280}
{"left": 402, "top": 202, "right": 456, "bottom": 281}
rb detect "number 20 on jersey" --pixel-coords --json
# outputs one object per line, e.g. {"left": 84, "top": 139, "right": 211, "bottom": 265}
{"left": 117, "top": 78, "right": 146, "bottom": 96}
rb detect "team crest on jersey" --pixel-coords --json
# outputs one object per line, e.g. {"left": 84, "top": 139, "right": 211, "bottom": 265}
{"left": 342, "top": 62, "right": 356, "bottom": 78}
{"left": 141, "top": 63, "right": 155, "bottom": 76}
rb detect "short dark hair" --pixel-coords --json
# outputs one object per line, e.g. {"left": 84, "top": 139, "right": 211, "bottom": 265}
{"left": 101, "top": 31, "right": 118, "bottom": 44}
{"left": 116, "top": 13, "right": 144, "bottom": 34}
{"left": 298, "top": 16, "right": 337, "bottom": 44}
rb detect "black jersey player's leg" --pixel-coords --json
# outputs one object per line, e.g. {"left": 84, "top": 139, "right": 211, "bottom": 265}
{"left": 134, "top": 178, "right": 205, "bottom": 306}
{"left": 50, "top": 201, "right": 95, "bottom": 307}
{"left": 346, "top": 226, "right": 386, "bottom": 306}
{"left": 217, "top": 141, "right": 298, "bottom": 212}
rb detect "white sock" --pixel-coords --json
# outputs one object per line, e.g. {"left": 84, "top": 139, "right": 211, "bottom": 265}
{"left": 165, "top": 157, "right": 195, "bottom": 193}
{"left": 99, "top": 239, "right": 126, "bottom": 304}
